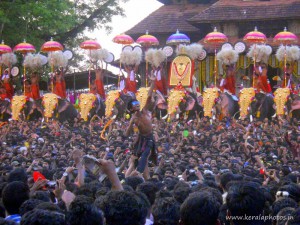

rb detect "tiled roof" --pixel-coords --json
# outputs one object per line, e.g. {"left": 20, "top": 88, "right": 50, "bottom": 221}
{"left": 125, "top": 3, "right": 211, "bottom": 37}
{"left": 189, "top": 0, "right": 300, "bottom": 23}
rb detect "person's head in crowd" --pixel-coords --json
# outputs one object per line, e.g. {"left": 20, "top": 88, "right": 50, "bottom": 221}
{"left": 136, "top": 182, "right": 159, "bottom": 206}
{"left": 277, "top": 184, "right": 300, "bottom": 203}
{"left": 180, "top": 191, "right": 221, "bottom": 225}
{"left": 272, "top": 197, "right": 298, "bottom": 217}
{"left": 125, "top": 176, "right": 144, "bottom": 190}
{"left": 226, "top": 182, "right": 266, "bottom": 225}
{"left": 0, "top": 218, "right": 17, "bottom": 225}
{"left": 7, "top": 168, "right": 27, "bottom": 184}
{"left": 35, "top": 202, "right": 63, "bottom": 213}
{"left": 19, "top": 199, "right": 44, "bottom": 216}
{"left": 21, "top": 209, "right": 66, "bottom": 225}
{"left": 286, "top": 207, "right": 300, "bottom": 225}
{"left": 152, "top": 197, "right": 180, "bottom": 225}
{"left": 31, "top": 191, "right": 51, "bottom": 202}
{"left": 67, "top": 195, "right": 103, "bottom": 225}
{"left": 98, "top": 190, "right": 147, "bottom": 225}
{"left": 275, "top": 207, "right": 296, "bottom": 225}
{"left": 2, "top": 181, "right": 30, "bottom": 216}
{"left": 173, "top": 182, "right": 191, "bottom": 204}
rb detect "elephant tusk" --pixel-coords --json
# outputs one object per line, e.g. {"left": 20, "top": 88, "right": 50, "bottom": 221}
{"left": 161, "top": 114, "right": 169, "bottom": 120}
{"left": 272, "top": 113, "right": 277, "bottom": 118}
{"left": 250, "top": 115, "right": 253, "bottom": 122}
{"left": 176, "top": 114, "right": 179, "bottom": 119}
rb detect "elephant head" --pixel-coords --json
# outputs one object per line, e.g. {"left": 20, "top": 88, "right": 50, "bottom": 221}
{"left": 167, "top": 89, "right": 186, "bottom": 118}
{"left": 202, "top": 88, "right": 219, "bottom": 118}
{"left": 79, "top": 93, "right": 97, "bottom": 121}
{"left": 250, "top": 93, "right": 275, "bottom": 120}
{"left": 274, "top": 88, "right": 290, "bottom": 116}
{"left": 11, "top": 95, "right": 27, "bottom": 120}
{"left": 42, "top": 93, "right": 59, "bottom": 118}
{"left": 136, "top": 87, "right": 150, "bottom": 110}
{"left": 238, "top": 88, "right": 256, "bottom": 118}
{"left": 105, "top": 90, "right": 122, "bottom": 118}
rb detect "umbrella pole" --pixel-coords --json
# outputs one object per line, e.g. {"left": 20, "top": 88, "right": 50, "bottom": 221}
{"left": 253, "top": 44, "right": 256, "bottom": 88}
{"left": 214, "top": 47, "right": 217, "bottom": 87}
{"left": 89, "top": 49, "right": 91, "bottom": 92}
{"left": 118, "top": 45, "right": 122, "bottom": 89}
{"left": 284, "top": 45, "right": 287, "bottom": 88}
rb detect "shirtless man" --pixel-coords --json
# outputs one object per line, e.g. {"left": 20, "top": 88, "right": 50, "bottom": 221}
{"left": 125, "top": 74, "right": 157, "bottom": 174}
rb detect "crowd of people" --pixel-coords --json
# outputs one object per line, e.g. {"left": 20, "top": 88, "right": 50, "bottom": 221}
{"left": 0, "top": 109, "right": 299, "bottom": 224}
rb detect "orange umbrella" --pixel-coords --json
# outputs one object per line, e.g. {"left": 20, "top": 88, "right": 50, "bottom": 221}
{"left": 0, "top": 41, "right": 12, "bottom": 54}
{"left": 113, "top": 34, "right": 134, "bottom": 45}
{"left": 243, "top": 27, "right": 267, "bottom": 87}
{"left": 204, "top": 27, "right": 228, "bottom": 86}
{"left": 136, "top": 31, "right": 159, "bottom": 47}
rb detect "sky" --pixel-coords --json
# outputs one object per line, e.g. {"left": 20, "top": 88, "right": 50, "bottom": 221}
{"left": 89, "top": 0, "right": 163, "bottom": 74}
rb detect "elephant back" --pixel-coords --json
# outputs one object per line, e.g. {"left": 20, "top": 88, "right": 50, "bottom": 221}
{"left": 274, "top": 88, "right": 290, "bottom": 116}
{"left": 105, "top": 90, "right": 120, "bottom": 118}
{"left": 203, "top": 88, "right": 219, "bottom": 118}
{"left": 11, "top": 95, "right": 27, "bottom": 121}
{"left": 167, "top": 89, "right": 186, "bottom": 115}
{"left": 42, "top": 93, "right": 59, "bottom": 118}
{"left": 136, "top": 87, "right": 150, "bottom": 111}
{"left": 79, "top": 93, "right": 96, "bottom": 121}
{"left": 239, "top": 88, "right": 255, "bottom": 118}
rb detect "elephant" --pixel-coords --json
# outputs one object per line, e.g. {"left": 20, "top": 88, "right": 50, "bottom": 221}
{"left": 202, "top": 88, "right": 239, "bottom": 120}
{"left": 0, "top": 99, "right": 11, "bottom": 121}
{"left": 36, "top": 93, "right": 78, "bottom": 123}
{"left": 250, "top": 92, "right": 275, "bottom": 121}
{"left": 286, "top": 91, "right": 300, "bottom": 120}
{"left": 165, "top": 88, "right": 203, "bottom": 121}
{"left": 78, "top": 93, "right": 105, "bottom": 121}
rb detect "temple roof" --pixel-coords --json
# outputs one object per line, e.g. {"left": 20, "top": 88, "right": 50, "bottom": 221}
{"left": 125, "top": 3, "right": 211, "bottom": 38}
{"left": 189, "top": 0, "right": 300, "bottom": 23}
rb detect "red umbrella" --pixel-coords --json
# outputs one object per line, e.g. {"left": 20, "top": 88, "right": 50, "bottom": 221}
{"left": 41, "top": 38, "right": 63, "bottom": 52}
{"left": 243, "top": 27, "right": 267, "bottom": 87}
{"left": 204, "top": 27, "right": 228, "bottom": 86}
{"left": 274, "top": 28, "right": 298, "bottom": 87}
{"left": 14, "top": 40, "right": 36, "bottom": 95}
{"left": 80, "top": 40, "right": 101, "bottom": 91}
{"left": 80, "top": 40, "right": 101, "bottom": 50}
{"left": 113, "top": 34, "right": 134, "bottom": 45}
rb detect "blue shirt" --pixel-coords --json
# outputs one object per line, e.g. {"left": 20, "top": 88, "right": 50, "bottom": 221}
{"left": 5, "top": 214, "right": 21, "bottom": 224}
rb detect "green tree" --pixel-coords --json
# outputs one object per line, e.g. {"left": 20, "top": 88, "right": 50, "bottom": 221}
{"left": 0, "top": 0, "right": 126, "bottom": 53}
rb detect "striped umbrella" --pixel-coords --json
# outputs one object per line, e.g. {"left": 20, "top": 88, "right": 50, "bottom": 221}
{"left": 274, "top": 28, "right": 298, "bottom": 87}
{"left": 167, "top": 29, "right": 190, "bottom": 45}
{"left": 243, "top": 27, "right": 266, "bottom": 44}
{"left": 113, "top": 34, "right": 134, "bottom": 45}
{"left": 13, "top": 40, "right": 35, "bottom": 54}
{"left": 80, "top": 40, "right": 101, "bottom": 50}
{"left": 136, "top": 31, "right": 159, "bottom": 47}
{"left": 204, "top": 27, "right": 228, "bottom": 86}
{"left": 274, "top": 27, "right": 298, "bottom": 45}
{"left": 243, "top": 27, "right": 266, "bottom": 87}
{"left": 0, "top": 41, "right": 12, "bottom": 54}
{"left": 41, "top": 38, "right": 63, "bottom": 52}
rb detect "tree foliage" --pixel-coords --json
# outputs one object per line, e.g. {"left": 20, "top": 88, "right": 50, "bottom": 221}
{"left": 0, "top": 0, "right": 126, "bottom": 52}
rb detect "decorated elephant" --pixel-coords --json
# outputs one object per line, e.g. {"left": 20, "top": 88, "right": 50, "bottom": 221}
{"left": 38, "top": 93, "right": 78, "bottom": 122}
{"left": 78, "top": 93, "right": 105, "bottom": 121}
{"left": 0, "top": 98, "right": 12, "bottom": 121}
{"left": 165, "top": 88, "right": 202, "bottom": 121}
{"left": 275, "top": 89, "right": 300, "bottom": 120}
{"left": 250, "top": 92, "right": 275, "bottom": 121}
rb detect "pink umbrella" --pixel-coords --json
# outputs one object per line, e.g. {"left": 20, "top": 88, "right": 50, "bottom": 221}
{"left": 14, "top": 40, "right": 36, "bottom": 95}
{"left": 274, "top": 27, "right": 298, "bottom": 87}
{"left": 0, "top": 41, "right": 12, "bottom": 54}
{"left": 113, "top": 34, "right": 134, "bottom": 45}
{"left": 80, "top": 40, "right": 101, "bottom": 91}
{"left": 41, "top": 38, "right": 63, "bottom": 92}
{"left": 136, "top": 31, "right": 159, "bottom": 47}
{"left": 243, "top": 27, "right": 267, "bottom": 87}
{"left": 204, "top": 27, "right": 228, "bottom": 86}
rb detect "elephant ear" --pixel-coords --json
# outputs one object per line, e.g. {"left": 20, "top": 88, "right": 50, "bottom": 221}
{"left": 58, "top": 99, "right": 71, "bottom": 113}
{"left": 185, "top": 95, "right": 195, "bottom": 111}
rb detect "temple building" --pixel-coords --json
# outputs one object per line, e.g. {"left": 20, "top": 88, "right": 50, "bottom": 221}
{"left": 125, "top": 0, "right": 300, "bottom": 92}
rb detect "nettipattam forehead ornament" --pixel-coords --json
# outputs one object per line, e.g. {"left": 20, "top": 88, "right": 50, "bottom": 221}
{"left": 169, "top": 54, "right": 194, "bottom": 87}
{"left": 11, "top": 95, "right": 27, "bottom": 121}
{"left": 136, "top": 87, "right": 150, "bottom": 111}
{"left": 274, "top": 88, "right": 290, "bottom": 116}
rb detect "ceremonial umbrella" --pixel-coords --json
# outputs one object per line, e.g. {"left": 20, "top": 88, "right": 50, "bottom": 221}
{"left": 113, "top": 34, "right": 134, "bottom": 88}
{"left": 14, "top": 40, "right": 36, "bottom": 94}
{"left": 0, "top": 41, "right": 12, "bottom": 76}
{"left": 80, "top": 40, "right": 101, "bottom": 91}
{"left": 136, "top": 31, "right": 159, "bottom": 86}
{"left": 167, "top": 29, "right": 190, "bottom": 45}
{"left": 204, "top": 27, "right": 228, "bottom": 86}
{"left": 243, "top": 27, "right": 267, "bottom": 87}
{"left": 41, "top": 38, "right": 64, "bottom": 92}
{"left": 274, "top": 27, "right": 298, "bottom": 87}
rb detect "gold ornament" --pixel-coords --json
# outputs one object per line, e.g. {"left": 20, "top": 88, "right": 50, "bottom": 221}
{"left": 274, "top": 88, "right": 290, "bottom": 116}
{"left": 167, "top": 89, "right": 186, "bottom": 115}
{"left": 169, "top": 55, "right": 193, "bottom": 87}
{"left": 79, "top": 93, "right": 96, "bottom": 121}
{"left": 136, "top": 87, "right": 150, "bottom": 110}
{"left": 105, "top": 90, "right": 120, "bottom": 118}
{"left": 42, "top": 93, "right": 59, "bottom": 118}
{"left": 203, "top": 88, "right": 219, "bottom": 118}
{"left": 239, "top": 88, "right": 255, "bottom": 118}
{"left": 11, "top": 95, "right": 27, "bottom": 121}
